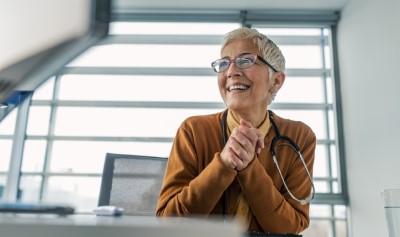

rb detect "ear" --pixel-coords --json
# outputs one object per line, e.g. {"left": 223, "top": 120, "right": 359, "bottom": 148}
{"left": 271, "top": 71, "right": 285, "bottom": 92}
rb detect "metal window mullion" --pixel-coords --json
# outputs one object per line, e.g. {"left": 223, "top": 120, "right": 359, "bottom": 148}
{"left": 314, "top": 177, "right": 338, "bottom": 182}
{"left": 23, "top": 172, "right": 102, "bottom": 177}
{"left": 111, "top": 11, "right": 242, "bottom": 23}
{"left": 0, "top": 135, "right": 13, "bottom": 139}
{"left": 59, "top": 67, "right": 329, "bottom": 77}
{"left": 330, "top": 25, "right": 349, "bottom": 204}
{"left": 321, "top": 35, "right": 337, "bottom": 237}
{"left": 27, "top": 135, "right": 173, "bottom": 143}
{"left": 38, "top": 76, "right": 61, "bottom": 201}
{"left": 101, "top": 34, "right": 327, "bottom": 46}
{"left": 312, "top": 193, "right": 346, "bottom": 205}
{"left": 101, "top": 35, "right": 224, "bottom": 45}
{"left": 3, "top": 94, "right": 32, "bottom": 202}
{"left": 244, "top": 10, "right": 339, "bottom": 27}
{"left": 310, "top": 216, "right": 346, "bottom": 221}
{"left": 61, "top": 67, "right": 215, "bottom": 76}
{"left": 22, "top": 135, "right": 333, "bottom": 147}
{"left": 31, "top": 100, "right": 332, "bottom": 110}
{"left": 320, "top": 28, "right": 334, "bottom": 196}
{"left": 321, "top": 33, "right": 338, "bottom": 236}
{"left": 330, "top": 204, "right": 337, "bottom": 237}
{"left": 111, "top": 10, "right": 339, "bottom": 26}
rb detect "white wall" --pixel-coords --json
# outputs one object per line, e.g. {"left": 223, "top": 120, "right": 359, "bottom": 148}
{"left": 337, "top": 0, "right": 400, "bottom": 236}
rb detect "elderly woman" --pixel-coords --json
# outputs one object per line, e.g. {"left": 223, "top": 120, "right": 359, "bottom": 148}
{"left": 156, "top": 27, "right": 316, "bottom": 234}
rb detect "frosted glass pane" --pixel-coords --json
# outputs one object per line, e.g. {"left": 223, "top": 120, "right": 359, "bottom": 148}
{"left": 302, "top": 219, "right": 332, "bottom": 237}
{"left": 281, "top": 45, "right": 322, "bottom": 69}
{"left": 324, "top": 45, "right": 332, "bottom": 69}
{"left": 0, "top": 108, "right": 17, "bottom": 135}
{"left": 32, "top": 77, "right": 54, "bottom": 100}
{"left": 334, "top": 205, "right": 347, "bottom": 218}
{"left": 330, "top": 144, "right": 338, "bottom": 178}
{"left": 257, "top": 28, "right": 321, "bottom": 36}
{"left": 313, "top": 145, "right": 329, "bottom": 178}
{"left": 326, "top": 77, "right": 334, "bottom": 104}
{"left": 310, "top": 204, "right": 331, "bottom": 218}
{"left": 44, "top": 176, "right": 100, "bottom": 213}
{"left": 69, "top": 44, "right": 220, "bottom": 68}
{"left": 0, "top": 140, "right": 12, "bottom": 172}
{"left": 19, "top": 175, "right": 41, "bottom": 202}
{"left": 0, "top": 175, "right": 6, "bottom": 199}
{"left": 328, "top": 109, "right": 336, "bottom": 140}
{"left": 54, "top": 107, "right": 220, "bottom": 137}
{"left": 50, "top": 141, "right": 172, "bottom": 173}
{"left": 272, "top": 110, "right": 326, "bottom": 139}
{"left": 335, "top": 220, "right": 348, "bottom": 237}
{"left": 59, "top": 75, "right": 222, "bottom": 102}
{"left": 27, "top": 106, "right": 51, "bottom": 135}
{"left": 314, "top": 180, "right": 329, "bottom": 193}
{"left": 21, "top": 140, "right": 47, "bottom": 172}
{"left": 275, "top": 77, "right": 324, "bottom": 103}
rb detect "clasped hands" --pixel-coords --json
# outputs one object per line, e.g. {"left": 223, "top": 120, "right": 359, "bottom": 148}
{"left": 220, "top": 119, "right": 265, "bottom": 171}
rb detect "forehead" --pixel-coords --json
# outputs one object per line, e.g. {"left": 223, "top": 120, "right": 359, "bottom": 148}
{"left": 221, "top": 39, "right": 259, "bottom": 57}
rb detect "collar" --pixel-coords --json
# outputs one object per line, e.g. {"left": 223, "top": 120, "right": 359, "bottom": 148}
{"left": 226, "top": 110, "right": 271, "bottom": 138}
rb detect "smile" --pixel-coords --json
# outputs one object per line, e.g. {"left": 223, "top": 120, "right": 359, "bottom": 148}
{"left": 227, "top": 84, "right": 250, "bottom": 92}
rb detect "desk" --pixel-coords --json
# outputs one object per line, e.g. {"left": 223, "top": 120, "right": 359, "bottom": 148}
{"left": 0, "top": 214, "right": 243, "bottom": 237}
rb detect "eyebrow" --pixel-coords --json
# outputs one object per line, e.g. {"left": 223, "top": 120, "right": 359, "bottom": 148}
{"left": 221, "top": 52, "right": 255, "bottom": 59}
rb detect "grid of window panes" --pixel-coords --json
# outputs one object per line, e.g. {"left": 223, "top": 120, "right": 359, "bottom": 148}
{"left": 0, "top": 21, "right": 347, "bottom": 237}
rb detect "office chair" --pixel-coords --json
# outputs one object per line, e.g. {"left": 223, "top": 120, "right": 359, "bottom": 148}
{"left": 98, "top": 153, "right": 167, "bottom": 215}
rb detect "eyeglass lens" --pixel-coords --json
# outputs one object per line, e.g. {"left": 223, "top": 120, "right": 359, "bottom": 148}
{"left": 212, "top": 54, "right": 256, "bottom": 73}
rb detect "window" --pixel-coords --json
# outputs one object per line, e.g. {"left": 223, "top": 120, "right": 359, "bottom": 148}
{"left": 0, "top": 12, "right": 346, "bottom": 237}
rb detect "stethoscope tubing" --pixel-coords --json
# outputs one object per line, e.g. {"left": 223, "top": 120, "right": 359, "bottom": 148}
{"left": 220, "top": 109, "right": 315, "bottom": 211}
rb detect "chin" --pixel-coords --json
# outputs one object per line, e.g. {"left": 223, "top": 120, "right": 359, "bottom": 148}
{"left": 226, "top": 102, "right": 248, "bottom": 112}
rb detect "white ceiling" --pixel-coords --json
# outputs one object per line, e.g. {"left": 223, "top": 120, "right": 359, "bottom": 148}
{"left": 113, "top": 0, "right": 348, "bottom": 11}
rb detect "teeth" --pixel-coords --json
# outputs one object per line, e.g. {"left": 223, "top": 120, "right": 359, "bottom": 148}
{"left": 228, "top": 84, "right": 249, "bottom": 91}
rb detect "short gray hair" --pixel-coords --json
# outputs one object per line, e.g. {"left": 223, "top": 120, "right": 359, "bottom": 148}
{"left": 221, "top": 27, "right": 286, "bottom": 73}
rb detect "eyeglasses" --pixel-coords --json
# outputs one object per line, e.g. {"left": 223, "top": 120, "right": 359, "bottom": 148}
{"left": 211, "top": 53, "right": 278, "bottom": 73}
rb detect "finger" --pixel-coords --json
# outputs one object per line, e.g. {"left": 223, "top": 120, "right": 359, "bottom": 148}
{"left": 231, "top": 129, "right": 254, "bottom": 154}
{"left": 237, "top": 125, "right": 259, "bottom": 146}
{"left": 237, "top": 126, "right": 264, "bottom": 154}
{"left": 220, "top": 145, "right": 235, "bottom": 169}
{"left": 229, "top": 136, "right": 248, "bottom": 159}
{"left": 256, "top": 136, "right": 265, "bottom": 152}
{"left": 252, "top": 128, "right": 265, "bottom": 150}
{"left": 221, "top": 144, "right": 242, "bottom": 170}
{"left": 256, "top": 146, "right": 261, "bottom": 154}
{"left": 229, "top": 148, "right": 244, "bottom": 168}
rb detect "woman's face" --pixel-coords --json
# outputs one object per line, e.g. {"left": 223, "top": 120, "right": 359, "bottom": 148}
{"left": 218, "top": 39, "right": 274, "bottom": 113}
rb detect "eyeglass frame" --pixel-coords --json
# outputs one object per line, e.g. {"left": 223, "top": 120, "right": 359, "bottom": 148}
{"left": 211, "top": 53, "right": 278, "bottom": 73}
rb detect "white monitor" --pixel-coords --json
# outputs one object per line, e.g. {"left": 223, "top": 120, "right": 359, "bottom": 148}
{"left": 0, "top": 0, "right": 110, "bottom": 118}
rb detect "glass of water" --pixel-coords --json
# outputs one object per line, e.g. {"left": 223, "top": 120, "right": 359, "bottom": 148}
{"left": 383, "top": 189, "right": 400, "bottom": 237}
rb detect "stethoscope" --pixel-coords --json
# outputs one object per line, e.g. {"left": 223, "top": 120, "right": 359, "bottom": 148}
{"left": 220, "top": 109, "right": 315, "bottom": 214}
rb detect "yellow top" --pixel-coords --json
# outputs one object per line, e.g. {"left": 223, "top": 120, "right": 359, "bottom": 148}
{"left": 226, "top": 110, "right": 271, "bottom": 228}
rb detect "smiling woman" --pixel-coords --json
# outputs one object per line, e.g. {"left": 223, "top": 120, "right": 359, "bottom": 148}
{"left": 156, "top": 27, "right": 317, "bottom": 234}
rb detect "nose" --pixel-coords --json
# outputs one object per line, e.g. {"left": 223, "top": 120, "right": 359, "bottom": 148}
{"left": 226, "top": 61, "right": 243, "bottom": 78}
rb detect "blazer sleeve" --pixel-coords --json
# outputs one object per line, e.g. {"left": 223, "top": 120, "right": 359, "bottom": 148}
{"left": 156, "top": 122, "right": 236, "bottom": 216}
{"left": 237, "top": 127, "right": 316, "bottom": 233}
